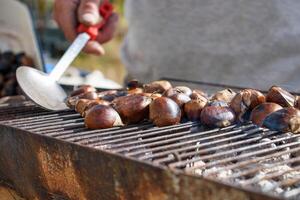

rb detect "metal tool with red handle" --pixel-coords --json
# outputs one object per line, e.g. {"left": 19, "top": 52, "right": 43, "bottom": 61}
{"left": 16, "top": 1, "right": 114, "bottom": 110}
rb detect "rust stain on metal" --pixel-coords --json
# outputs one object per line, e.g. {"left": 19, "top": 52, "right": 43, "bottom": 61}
{"left": 36, "top": 146, "right": 86, "bottom": 200}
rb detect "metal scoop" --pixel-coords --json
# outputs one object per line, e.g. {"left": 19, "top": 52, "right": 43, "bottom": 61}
{"left": 16, "top": 1, "right": 113, "bottom": 111}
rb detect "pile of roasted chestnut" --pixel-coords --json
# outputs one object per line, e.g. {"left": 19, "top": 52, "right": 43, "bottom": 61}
{"left": 66, "top": 80, "right": 300, "bottom": 133}
{"left": 0, "top": 51, "right": 34, "bottom": 97}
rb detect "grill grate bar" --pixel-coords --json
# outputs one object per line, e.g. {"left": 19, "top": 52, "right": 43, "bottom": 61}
{"left": 228, "top": 156, "right": 300, "bottom": 179}
{"left": 173, "top": 134, "right": 299, "bottom": 169}
{"left": 122, "top": 125, "right": 260, "bottom": 158}
{"left": 78, "top": 122, "right": 198, "bottom": 146}
{"left": 138, "top": 129, "right": 275, "bottom": 163}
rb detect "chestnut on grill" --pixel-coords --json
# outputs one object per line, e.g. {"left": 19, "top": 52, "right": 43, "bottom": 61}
{"left": 84, "top": 105, "right": 123, "bottom": 129}
{"left": 250, "top": 103, "right": 283, "bottom": 126}
{"left": 266, "top": 86, "right": 295, "bottom": 107}
{"left": 184, "top": 97, "right": 208, "bottom": 121}
{"left": 112, "top": 94, "right": 152, "bottom": 124}
{"left": 82, "top": 100, "right": 111, "bottom": 116}
{"left": 262, "top": 107, "right": 300, "bottom": 133}
{"left": 163, "top": 88, "right": 191, "bottom": 108}
{"left": 173, "top": 86, "right": 192, "bottom": 96}
{"left": 70, "top": 85, "right": 96, "bottom": 97}
{"left": 143, "top": 80, "right": 172, "bottom": 94}
{"left": 75, "top": 99, "right": 110, "bottom": 116}
{"left": 149, "top": 97, "right": 181, "bottom": 127}
{"left": 190, "top": 89, "right": 207, "bottom": 100}
{"left": 66, "top": 91, "right": 98, "bottom": 109}
{"left": 127, "top": 88, "right": 144, "bottom": 94}
{"left": 230, "top": 89, "right": 265, "bottom": 122}
{"left": 210, "top": 89, "right": 236, "bottom": 104}
{"left": 200, "top": 101, "right": 236, "bottom": 128}
{"left": 98, "top": 90, "right": 127, "bottom": 101}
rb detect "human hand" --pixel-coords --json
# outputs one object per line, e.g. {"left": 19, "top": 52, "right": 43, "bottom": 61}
{"left": 53, "top": 0, "right": 119, "bottom": 55}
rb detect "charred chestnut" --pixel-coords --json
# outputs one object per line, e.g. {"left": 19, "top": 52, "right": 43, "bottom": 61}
{"left": 184, "top": 98, "right": 208, "bottom": 121}
{"left": 143, "top": 80, "right": 172, "bottom": 94}
{"left": 84, "top": 105, "right": 123, "bottom": 129}
{"left": 266, "top": 86, "right": 295, "bottom": 107}
{"left": 211, "top": 89, "right": 236, "bottom": 104}
{"left": 163, "top": 88, "right": 191, "bottom": 108}
{"left": 250, "top": 103, "right": 283, "bottom": 126}
{"left": 112, "top": 94, "right": 152, "bottom": 124}
{"left": 127, "top": 79, "right": 142, "bottom": 90}
{"left": 149, "top": 97, "right": 181, "bottom": 127}
{"left": 262, "top": 107, "right": 300, "bottom": 133}
{"left": 70, "top": 85, "right": 96, "bottom": 97}
{"left": 200, "top": 102, "right": 236, "bottom": 128}
{"left": 230, "top": 89, "right": 265, "bottom": 121}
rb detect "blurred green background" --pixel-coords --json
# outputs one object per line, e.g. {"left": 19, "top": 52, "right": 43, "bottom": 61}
{"left": 21, "top": 0, "right": 127, "bottom": 84}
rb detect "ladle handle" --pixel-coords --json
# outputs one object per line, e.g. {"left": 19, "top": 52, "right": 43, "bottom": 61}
{"left": 49, "top": 33, "right": 90, "bottom": 81}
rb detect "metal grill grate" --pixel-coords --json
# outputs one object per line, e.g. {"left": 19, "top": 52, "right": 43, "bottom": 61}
{"left": 1, "top": 101, "right": 300, "bottom": 199}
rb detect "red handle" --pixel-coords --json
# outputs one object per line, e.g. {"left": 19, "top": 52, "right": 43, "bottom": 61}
{"left": 77, "top": 0, "right": 114, "bottom": 40}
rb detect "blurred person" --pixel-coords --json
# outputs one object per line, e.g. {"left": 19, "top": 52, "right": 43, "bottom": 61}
{"left": 54, "top": 0, "right": 300, "bottom": 90}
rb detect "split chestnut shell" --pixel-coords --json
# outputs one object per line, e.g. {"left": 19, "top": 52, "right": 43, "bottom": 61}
{"left": 266, "top": 86, "right": 295, "bottom": 107}
{"left": 143, "top": 80, "right": 172, "bottom": 94}
{"left": 230, "top": 89, "right": 265, "bottom": 121}
{"left": 211, "top": 89, "right": 236, "bottom": 104}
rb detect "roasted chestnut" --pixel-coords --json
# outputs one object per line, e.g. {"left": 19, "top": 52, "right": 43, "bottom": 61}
{"left": 98, "top": 90, "right": 127, "bottom": 101}
{"left": 190, "top": 89, "right": 207, "bottom": 100}
{"left": 250, "top": 103, "right": 283, "bottom": 126}
{"left": 266, "top": 86, "right": 295, "bottom": 107}
{"left": 70, "top": 85, "right": 96, "bottom": 97}
{"left": 149, "top": 97, "right": 181, "bottom": 127}
{"left": 82, "top": 99, "right": 111, "bottom": 116}
{"left": 262, "top": 107, "right": 300, "bottom": 133}
{"left": 200, "top": 102, "right": 236, "bottom": 128}
{"left": 230, "top": 89, "right": 265, "bottom": 121}
{"left": 143, "top": 80, "right": 172, "bottom": 94}
{"left": 173, "top": 86, "right": 192, "bottom": 96}
{"left": 66, "top": 91, "right": 98, "bottom": 109}
{"left": 169, "top": 93, "right": 191, "bottom": 108}
{"left": 211, "top": 89, "right": 236, "bottom": 104}
{"left": 84, "top": 105, "right": 123, "bottom": 129}
{"left": 75, "top": 99, "right": 110, "bottom": 116}
{"left": 112, "top": 94, "right": 152, "bottom": 124}
{"left": 184, "top": 97, "right": 208, "bottom": 121}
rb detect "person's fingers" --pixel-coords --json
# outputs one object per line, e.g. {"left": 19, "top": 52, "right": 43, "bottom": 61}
{"left": 53, "top": 0, "right": 79, "bottom": 41}
{"left": 78, "top": 0, "right": 102, "bottom": 26}
{"left": 97, "top": 13, "right": 119, "bottom": 44}
{"left": 82, "top": 41, "right": 105, "bottom": 55}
